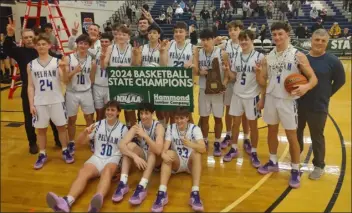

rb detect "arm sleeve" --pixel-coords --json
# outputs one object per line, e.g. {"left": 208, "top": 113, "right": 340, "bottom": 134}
{"left": 3, "top": 36, "right": 20, "bottom": 61}
{"left": 331, "top": 56, "right": 346, "bottom": 96}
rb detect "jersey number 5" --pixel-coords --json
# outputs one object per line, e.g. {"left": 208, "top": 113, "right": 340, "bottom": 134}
{"left": 101, "top": 144, "right": 112, "bottom": 156}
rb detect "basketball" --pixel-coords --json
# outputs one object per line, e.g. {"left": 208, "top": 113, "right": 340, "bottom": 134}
{"left": 284, "top": 73, "right": 308, "bottom": 93}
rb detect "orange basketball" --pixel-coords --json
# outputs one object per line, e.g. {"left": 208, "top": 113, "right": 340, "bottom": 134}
{"left": 284, "top": 73, "right": 308, "bottom": 93}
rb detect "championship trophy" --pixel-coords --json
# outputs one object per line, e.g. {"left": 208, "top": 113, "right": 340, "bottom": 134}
{"left": 205, "top": 57, "right": 226, "bottom": 94}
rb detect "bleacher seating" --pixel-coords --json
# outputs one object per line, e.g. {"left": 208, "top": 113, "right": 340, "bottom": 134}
{"left": 287, "top": 0, "right": 352, "bottom": 35}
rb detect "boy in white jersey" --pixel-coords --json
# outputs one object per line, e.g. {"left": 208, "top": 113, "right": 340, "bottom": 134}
{"left": 151, "top": 107, "right": 206, "bottom": 212}
{"left": 256, "top": 22, "right": 317, "bottom": 188}
{"left": 104, "top": 24, "right": 138, "bottom": 127}
{"left": 198, "top": 29, "right": 230, "bottom": 157}
{"left": 93, "top": 33, "right": 113, "bottom": 121}
{"left": 135, "top": 25, "right": 167, "bottom": 127}
{"left": 46, "top": 101, "right": 128, "bottom": 212}
{"left": 68, "top": 22, "right": 101, "bottom": 57}
{"left": 224, "top": 30, "right": 264, "bottom": 168}
{"left": 112, "top": 102, "right": 165, "bottom": 205}
{"left": 219, "top": 20, "right": 252, "bottom": 150}
{"left": 65, "top": 34, "right": 97, "bottom": 155}
{"left": 159, "top": 21, "right": 198, "bottom": 124}
{"left": 27, "top": 34, "right": 73, "bottom": 169}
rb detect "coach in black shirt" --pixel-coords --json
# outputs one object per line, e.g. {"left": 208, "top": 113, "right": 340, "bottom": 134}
{"left": 4, "top": 26, "right": 62, "bottom": 154}
{"left": 297, "top": 29, "right": 345, "bottom": 180}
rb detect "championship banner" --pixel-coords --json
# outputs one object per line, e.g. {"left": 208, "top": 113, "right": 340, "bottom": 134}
{"left": 80, "top": 12, "right": 94, "bottom": 34}
{"left": 107, "top": 67, "right": 194, "bottom": 111}
{"left": 292, "top": 38, "right": 351, "bottom": 55}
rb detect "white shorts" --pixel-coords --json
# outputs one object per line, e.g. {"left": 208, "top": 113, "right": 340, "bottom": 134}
{"left": 172, "top": 152, "right": 193, "bottom": 174}
{"left": 93, "top": 85, "right": 109, "bottom": 109}
{"left": 85, "top": 155, "right": 121, "bottom": 175}
{"left": 263, "top": 94, "right": 298, "bottom": 130}
{"left": 224, "top": 82, "right": 234, "bottom": 106}
{"left": 65, "top": 90, "right": 95, "bottom": 117}
{"left": 32, "top": 102, "right": 67, "bottom": 128}
{"left": 229, "top": 94, "right": 261, "bottom": 120}
{"left": 198, "top": 89, "right": 224, "bottom": 118}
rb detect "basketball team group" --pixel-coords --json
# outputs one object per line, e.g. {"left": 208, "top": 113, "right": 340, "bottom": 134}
{"left": 4, "top": 6, "right": 347, "bottom": 212}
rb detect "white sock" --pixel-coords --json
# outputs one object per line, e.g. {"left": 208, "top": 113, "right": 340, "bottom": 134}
{"left": 139, "top": 178, "right": 148, "bottom": 188}
{"left": 191, "top": 186, "right": 199, "bottom": 192}
{"left": 243, "top": 134, "right": 249, "bottom": 140}
{"left": 69, "top": 140, "right": 75, "bottom": 144}
{"left": 159, "top": 185, "right": 167, "bottom": 192}
{"left": 120, "top": 174, "right": 128, "bottom": 184}
{"left": 251, "top": 147, "right": 257, "bottom": 153}
{"left": 269, "top": 154, "right": 278, "bottom": 164}
{"left": 62, "top": 147, "right": 68, "bottom": 151}
{"left": 215, "top": 138, "right": 221, "bottom": 143}
{"left": 291, "top": 163, "right": 300, "bottom": 170}
{"left": 39, "top": 150, "right": 46, "bottom": 155}
{"left": 66, "top": 195, "right": 75, "bottom": 206}
{"left": 226, "top": 131, "right": 231, "bottom": 136}
{"left": 231, "top": 144, "right": 238, "bottom": 150}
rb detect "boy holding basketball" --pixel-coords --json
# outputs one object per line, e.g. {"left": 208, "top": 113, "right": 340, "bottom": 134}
{"left": 255, "top": 22, "right": 317, "bottom": 188}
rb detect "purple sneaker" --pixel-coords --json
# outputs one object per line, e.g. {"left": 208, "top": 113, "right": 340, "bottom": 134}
{"left": 46, "top": 192, "right": 70, "bottom": 212}
{"left": 62, "top": 149, "right": 74, "bottom": 164}
{"left": 34, "top": 153, "right": 47, "bottom": 170}
{"left": 151, "top": 191, "right": 168, "bottom": 212}
{"left": 251, "top": 152, "right": 261, "bottom": 168}
{"left": 223, "top": 148, "right": 238, "bottom": 162}
{"left": 129, "top": 185, "right": 147, "bottom": 205}
{"left": 68, "top": 142, "right": 75, "bottom": 155}
{"left": 213, "top": 142, "right": 221, "bottom": 157}
{"left": 243, "top": 139, "right": 252, "bottom": 155}
{"left": 289, "top": 169, "right": 301, "bottom": 188}
{"left": 88, "top": 193, "right": 103, "bottom": 212}
{"left": 112, "top": 181, "right": 129, "bottom": 202}
{"left": 257, "top": 160, "right": 279, "bottom": 174}
{"left": 189, "top": 191, "right": 204, "bottom": 212}
{"left": 220, "top": 135, "right": 231, "bottom": 149}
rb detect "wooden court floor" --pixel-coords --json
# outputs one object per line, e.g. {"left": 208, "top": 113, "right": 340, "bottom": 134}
{"left": 0, "top": 60, "right": 351, "bottom": 212}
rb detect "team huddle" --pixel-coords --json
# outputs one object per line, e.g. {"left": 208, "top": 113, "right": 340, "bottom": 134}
{"left": 27, "top": 19, "right": 317, "bottom": 212}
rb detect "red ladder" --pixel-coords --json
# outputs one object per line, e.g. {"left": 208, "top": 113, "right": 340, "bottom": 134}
{"left": 8, "top": 0, "right": 72, "bottom": 99}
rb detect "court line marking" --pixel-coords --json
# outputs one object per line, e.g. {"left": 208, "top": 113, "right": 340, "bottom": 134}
{"left": 220, "top": 144, "right": 290, "bottom": 212}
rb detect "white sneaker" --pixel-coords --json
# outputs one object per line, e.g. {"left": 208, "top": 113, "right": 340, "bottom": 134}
{"left": 309, "top": 167, "right": 324, "bottom": 180}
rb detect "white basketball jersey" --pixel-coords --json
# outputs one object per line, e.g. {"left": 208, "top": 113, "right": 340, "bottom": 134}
{"left": 141, "top": 44, "right": 160, "bottom": 66}
{"left": 89, "top": 119, "right": 128, "bottom": 159}
{"left": 137, "top": 120, "right": 159, "bottom": 152}
{"left": 167, "top": 40, "right": 193, "bottom": 67}
{"left": 94, "top": 50, "right": 108, "bottom": 87}
{"left": 30, "top": 57, "right": 64, "bottom": 105}
{"left": 88, "top": 40, "right": 101, "bottom": 58}
{"left": 233, "top": 50, "right": 264, "bottom": 98}
{"left": 224, "top": 39, "right": 242, "bottom": 65}
{"left": 198, "top": 47, "right": 224, "bottom": 89}
{"left": 109, "top": 43, "right": 132, "bottom": 67}
{"left": 67, "top": 53, "right": 93, "bottom": 92}
{"left": 266, "top": 45, "right": 300, "bottom": 99}
{"left": 166, "top": 123, "right": 203, "bottom": 159}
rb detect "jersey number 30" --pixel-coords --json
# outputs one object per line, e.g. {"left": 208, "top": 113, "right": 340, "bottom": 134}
{"left": 101, "top": 144, "right": 112, "bottom": 156}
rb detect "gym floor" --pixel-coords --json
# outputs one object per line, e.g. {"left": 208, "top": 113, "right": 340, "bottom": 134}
{"left": 0, "top": 60, "right": 350, "bottom": 212}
